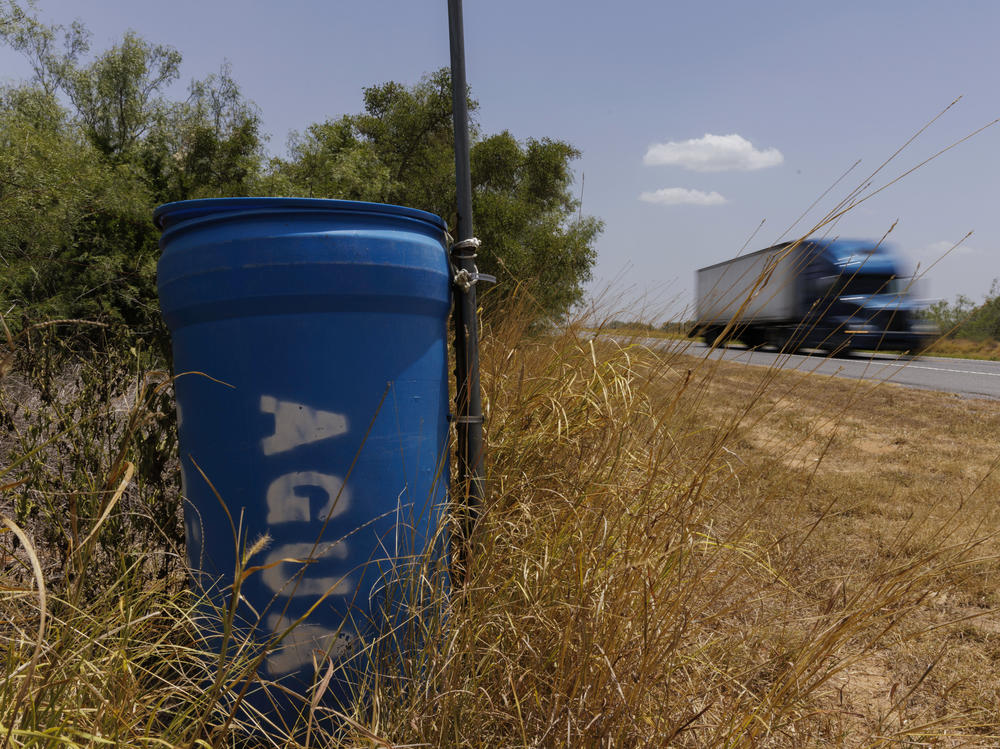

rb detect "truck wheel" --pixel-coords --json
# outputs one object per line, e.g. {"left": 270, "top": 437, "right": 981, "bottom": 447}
{"left": 828, "top": 340, "right": 854, "bottom": 358}
{"left": 703, "top": 326, "right": 724, "bottom": 346}
{"left": 768, "top": 329, "right": 795, "bottom": 353}
{"left": 740, "top": 328, "right": 766, "bottom": 348}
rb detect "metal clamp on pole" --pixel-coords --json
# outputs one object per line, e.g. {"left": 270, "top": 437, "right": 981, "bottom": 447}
{"left": 451, "top": 237, "right": 481, "bottom": 254}
{"left": 451, "top": 239, "right": 497, "bottom": 292}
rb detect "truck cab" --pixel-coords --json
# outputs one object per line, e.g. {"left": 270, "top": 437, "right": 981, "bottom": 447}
{"left": 797, "top": 240, "right": 934, "bottom": 354}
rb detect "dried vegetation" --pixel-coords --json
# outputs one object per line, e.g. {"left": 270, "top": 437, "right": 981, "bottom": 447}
{"left": 2, "top": 310, "right": 1000, "bottom": 747}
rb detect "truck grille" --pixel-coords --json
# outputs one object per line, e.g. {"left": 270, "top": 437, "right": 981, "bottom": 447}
{"left": 868, "top": 310, "right": 909, "bottom": 332}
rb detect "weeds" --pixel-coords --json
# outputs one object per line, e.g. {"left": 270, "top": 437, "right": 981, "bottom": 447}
{"left": 2, "top": 303, "right": 999, "bottom": 746}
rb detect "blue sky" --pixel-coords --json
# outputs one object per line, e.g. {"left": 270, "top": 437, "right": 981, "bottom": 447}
{"left": 3, "top": 0, "right": 999, "bottom": 316}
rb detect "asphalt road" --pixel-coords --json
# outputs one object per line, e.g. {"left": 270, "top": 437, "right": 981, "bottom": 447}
{"left": 640, "top": 339, "right": 1000, "bottom": 401}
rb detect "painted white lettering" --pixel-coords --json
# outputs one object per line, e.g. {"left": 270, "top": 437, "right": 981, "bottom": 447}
{"left": 265, "top": 471, "right": 350, "bottom": 524}
{"left": 260, "top": 541, "right": 353, "bottom": 597}
{"left": 260, "top": 395, "right": 348, "bottom": 456}
{"left": 264, "top": 614, "right": 354, "bottom": 675}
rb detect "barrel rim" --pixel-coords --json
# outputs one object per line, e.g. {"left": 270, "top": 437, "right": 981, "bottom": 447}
{"left": 153, "top": 197, "right": 448, "bottom": 233}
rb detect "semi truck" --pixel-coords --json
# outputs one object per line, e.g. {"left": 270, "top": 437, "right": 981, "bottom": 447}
{"left": 691, "top": 238, "right": 936, "bottom": 354}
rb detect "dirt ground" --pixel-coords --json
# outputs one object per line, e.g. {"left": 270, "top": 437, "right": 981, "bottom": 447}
{"left": 687, "top": 351, "right": 1000, "bottom": 744}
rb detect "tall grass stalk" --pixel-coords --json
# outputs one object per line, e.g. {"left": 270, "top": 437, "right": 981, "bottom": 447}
{"left": 2, "top": 300, "right": 999, "bottom": 746}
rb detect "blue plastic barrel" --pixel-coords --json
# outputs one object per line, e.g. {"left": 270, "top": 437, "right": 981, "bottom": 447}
{"left": 155, "top": 198, "right": 451, "bottom": 721}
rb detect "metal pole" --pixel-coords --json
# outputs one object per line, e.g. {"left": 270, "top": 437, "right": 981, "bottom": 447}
{"left": 447, "top": 0, "right": 485, "bottom": 547}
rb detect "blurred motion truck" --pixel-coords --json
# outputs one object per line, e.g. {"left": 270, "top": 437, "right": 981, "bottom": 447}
{"left": 692, "top": 239, "right": 936, "bottom": 354}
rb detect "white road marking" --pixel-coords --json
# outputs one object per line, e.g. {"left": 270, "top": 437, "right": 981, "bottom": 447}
{"left": 870, "top": 361, "right": 1000, "bottom": 377}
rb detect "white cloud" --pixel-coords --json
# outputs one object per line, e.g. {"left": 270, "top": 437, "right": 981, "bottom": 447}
{"left": 639, "top": 187, "right": 728, "bottom": 206}
{"left": 644, "top": 133, "right": 784, "bottom": 172}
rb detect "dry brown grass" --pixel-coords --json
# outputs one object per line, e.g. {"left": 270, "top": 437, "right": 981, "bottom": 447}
{"left": 356, "top": 316, "right": 1000, "bottom": 747}
{"left": 3, "top": 312, "right": 1000, "bottom": 747}
{"left": 924, "top": 337, "right": 1000, "bottom": 362}
{"left": 688, "top": 347, "right": 1000, "bottom": 744}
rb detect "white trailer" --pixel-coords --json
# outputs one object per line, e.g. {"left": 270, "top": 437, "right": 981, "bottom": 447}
{"left": 695, "top": 243, "right": 808, "bottom": 326}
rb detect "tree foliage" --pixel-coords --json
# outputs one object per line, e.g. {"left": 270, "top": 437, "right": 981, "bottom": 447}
{"left": 141, "top": 63, "right": 264, "bottom": 202}
{"left": 275, "top": 69, "right": 602, "bottom": 321}
{"left": 471, "top": 131, "right": 601, "bottom": 319}
{"left": 925, "top": 281, "right": 1000, "bottom": 341}
{"left": 0, "top": 84, "right": 152, "bottom": 329}
{"left": 0, "top": 2, "right": 264, "bottom": 347}
{"left": 0, "top": 3, "right": 600, "bottom": 347}
{"left": 0, "top": 0, "right": 88, "bottom": 96}
{"left": 64, "top": 30, "right": 181, "bottom": 159}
